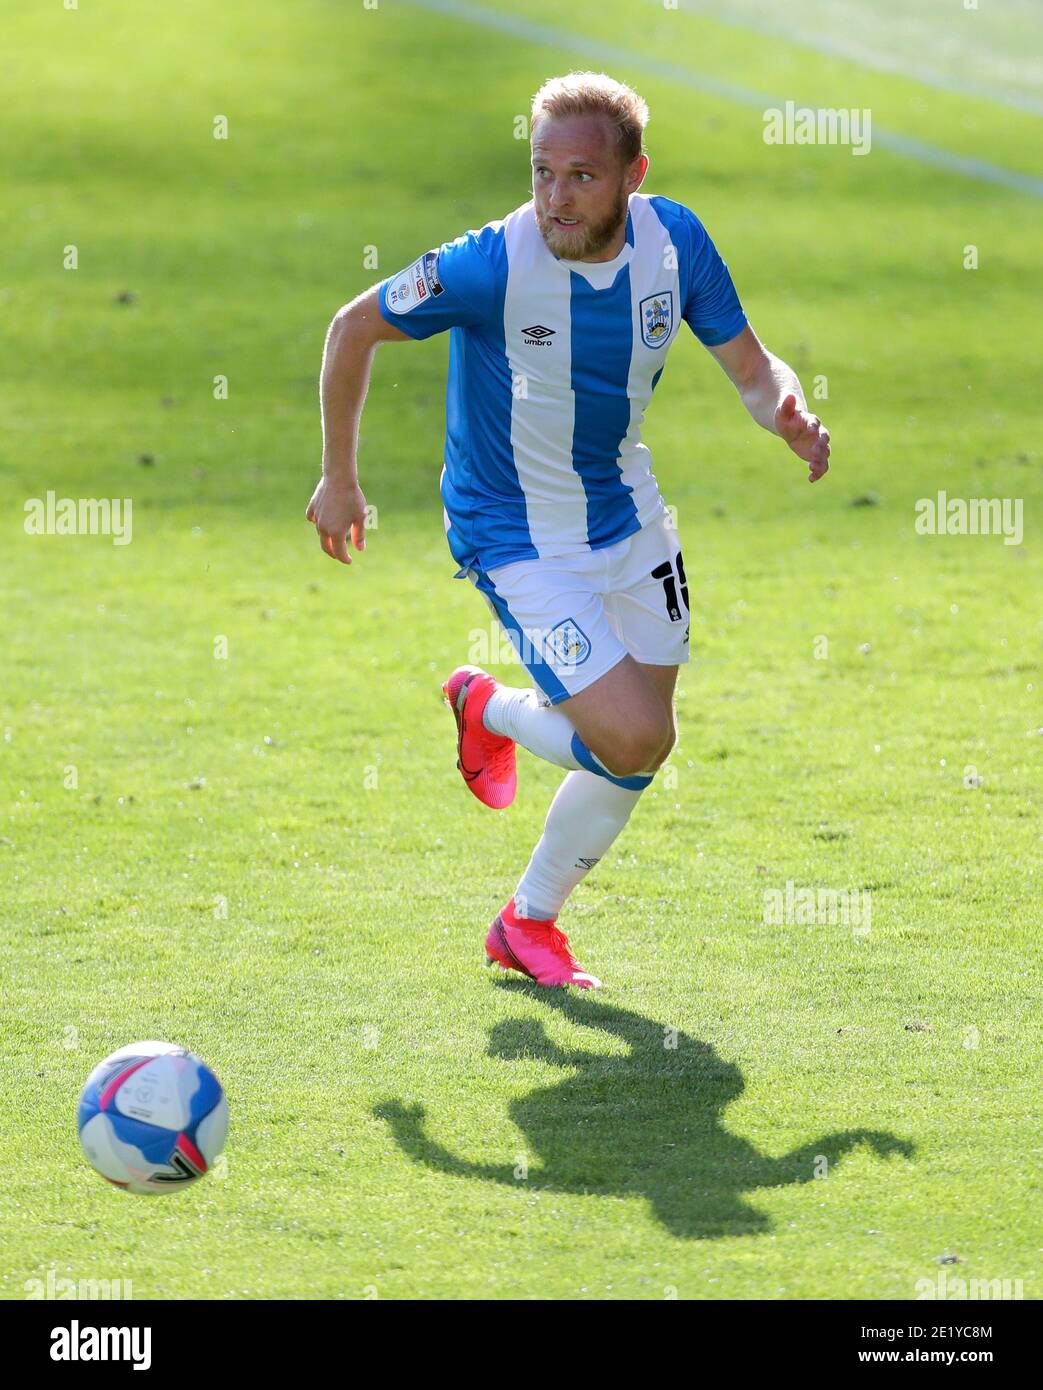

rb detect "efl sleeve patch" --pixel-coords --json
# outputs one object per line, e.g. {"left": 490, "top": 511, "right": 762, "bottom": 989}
{"left": 378, "top": 231, "right": 493, "bottom": 338}
{"left": 385, "top": 255, "right": 435, "bottom": 314}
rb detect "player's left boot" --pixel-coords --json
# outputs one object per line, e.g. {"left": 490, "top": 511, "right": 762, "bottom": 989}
{"left": 485, "top": 896, "right": 602, "bottom": 989}
{"left": 442, "top": 665, "right": 517, "bottom": 809}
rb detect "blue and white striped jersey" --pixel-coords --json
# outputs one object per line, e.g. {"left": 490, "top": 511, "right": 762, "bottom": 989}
{"left": 378, "top": 194, "right": 746, "bottom": 576}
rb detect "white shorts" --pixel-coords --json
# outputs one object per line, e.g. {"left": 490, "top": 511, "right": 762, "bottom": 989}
{"left": 464, "top": 507, "right": 690, "bottom": 705}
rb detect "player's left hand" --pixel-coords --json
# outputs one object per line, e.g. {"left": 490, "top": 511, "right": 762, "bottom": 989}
{"left": 775, "top": 393, "right": 830, "bottom": 482}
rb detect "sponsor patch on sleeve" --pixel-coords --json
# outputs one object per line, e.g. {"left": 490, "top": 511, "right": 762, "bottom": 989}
{"left": 385, "top": 255, "right": 431, "bottom": 314}
{"left": 422, "top": 250, "right": 444, "bottom": 296}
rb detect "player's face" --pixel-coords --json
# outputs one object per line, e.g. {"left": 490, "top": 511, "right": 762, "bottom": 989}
{"left": 531, "top": 115, "right": 646, "bottom": 262}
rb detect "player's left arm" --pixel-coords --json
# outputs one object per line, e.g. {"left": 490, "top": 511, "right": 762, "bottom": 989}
{"left": 708, "top": 324, "right": 830, "bottom": 483}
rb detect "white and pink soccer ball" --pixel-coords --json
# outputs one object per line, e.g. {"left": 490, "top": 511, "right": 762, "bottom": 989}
{"left": 77, "top": 1041, "right": 228, "bottom": 1195}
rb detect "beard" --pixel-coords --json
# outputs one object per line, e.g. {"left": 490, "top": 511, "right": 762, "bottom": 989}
{"left": 535, "top": 181, "right": 630, "bottom": 260}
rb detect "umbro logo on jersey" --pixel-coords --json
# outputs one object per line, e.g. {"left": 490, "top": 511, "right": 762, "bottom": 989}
{"left": 522, "top": 324, "right": 555, "bottom": 346}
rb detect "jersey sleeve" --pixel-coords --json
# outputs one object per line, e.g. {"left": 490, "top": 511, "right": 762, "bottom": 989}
{"left": 378, "top": 230, "right": 494, "bottom": 339}
{"left": 680, "top": 208, "right": 747, "bottom": 347}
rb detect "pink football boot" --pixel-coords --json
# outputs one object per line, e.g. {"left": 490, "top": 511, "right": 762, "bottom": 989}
{"left": 442, "top": 665, "right": 517, "bottom": 809}
{"left": 485, "top": 896, "right": 602, "bottom": 989}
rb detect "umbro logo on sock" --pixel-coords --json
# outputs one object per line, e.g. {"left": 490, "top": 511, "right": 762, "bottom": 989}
{"left": 576, "top": 856, "right": 601, "bottom": 869}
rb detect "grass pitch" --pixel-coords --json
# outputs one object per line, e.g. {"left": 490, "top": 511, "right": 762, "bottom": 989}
{"left": 1, "top": 0, "right": 1039, "bottom": 1299}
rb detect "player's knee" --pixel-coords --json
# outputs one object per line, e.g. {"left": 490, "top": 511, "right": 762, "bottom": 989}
{"left": 593, "top": 716, "right": 670, "bottom": 778}
{"left": 600, "top": 748, "right": 651, "bottom": 778}
{"left": 648, "top": 724, "right": 677, "bottom": 772}
{"left": 630, "top": 714, "right": 677, "bottom": 775}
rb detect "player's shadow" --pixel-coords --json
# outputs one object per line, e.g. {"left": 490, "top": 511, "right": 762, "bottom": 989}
{"left": 374, "top": 986, "right": 914, "bottom": 1239}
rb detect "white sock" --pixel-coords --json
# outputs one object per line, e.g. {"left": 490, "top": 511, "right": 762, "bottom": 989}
{"left": 513, "top": 769, "right": 646, "bottom": 921}
{"left": 483, "top": 686, "right": 582, "bottom": 770}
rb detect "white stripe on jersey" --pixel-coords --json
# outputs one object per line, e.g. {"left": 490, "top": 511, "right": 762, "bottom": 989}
{"left": 504, "top": 206, "right": 588, "bottom": 554}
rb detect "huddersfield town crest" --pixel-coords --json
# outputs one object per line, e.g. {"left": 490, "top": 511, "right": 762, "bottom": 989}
{"left": 547, "top": 617, "right": 591, "bottom": 667}
{"left": 640, "top": 291, "right": 673, "bottom": 348}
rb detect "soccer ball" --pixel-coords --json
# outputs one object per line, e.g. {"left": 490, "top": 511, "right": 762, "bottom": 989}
{"left": 77, "top": 1040, "right": 228, "bottom": 1195}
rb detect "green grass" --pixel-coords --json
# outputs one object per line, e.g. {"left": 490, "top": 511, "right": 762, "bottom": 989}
{"left": 1, "top": 0, "right": 1040, "bottom": 1300}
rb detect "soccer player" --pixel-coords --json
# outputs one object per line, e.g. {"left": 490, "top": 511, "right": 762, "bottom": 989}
{"left": 308, "top": 72, "right": 830, "bottom": 989}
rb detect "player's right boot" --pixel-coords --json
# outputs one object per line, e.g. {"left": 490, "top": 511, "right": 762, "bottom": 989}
{"left": 442, "top": 665, "right": 517, "bottom": 809}
{"left": 485, "top": 897, "right": 602, "bottom": 989}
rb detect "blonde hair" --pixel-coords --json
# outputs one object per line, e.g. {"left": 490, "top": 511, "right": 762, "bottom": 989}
{"left": 530, "top": 71, "right": 649, "bottom": 166}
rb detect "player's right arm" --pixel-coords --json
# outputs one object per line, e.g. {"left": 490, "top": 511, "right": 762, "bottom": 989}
{"left": 307, "top": 283, "right": 411, "bottom": 565}
{"left": 308, "top": 232, "right": 494, "bottom": 565}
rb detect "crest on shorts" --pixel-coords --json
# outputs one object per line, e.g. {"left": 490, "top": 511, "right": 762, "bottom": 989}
{"left": 547, "top": 617, "right": 590, "bottom": 667}
{"left": 640, "top": 291, "right": 673, "bottom": 348}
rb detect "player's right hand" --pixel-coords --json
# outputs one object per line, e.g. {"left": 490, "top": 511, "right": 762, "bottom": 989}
{"left": 305, "top": 476, "right": 367, "bottom": 564}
